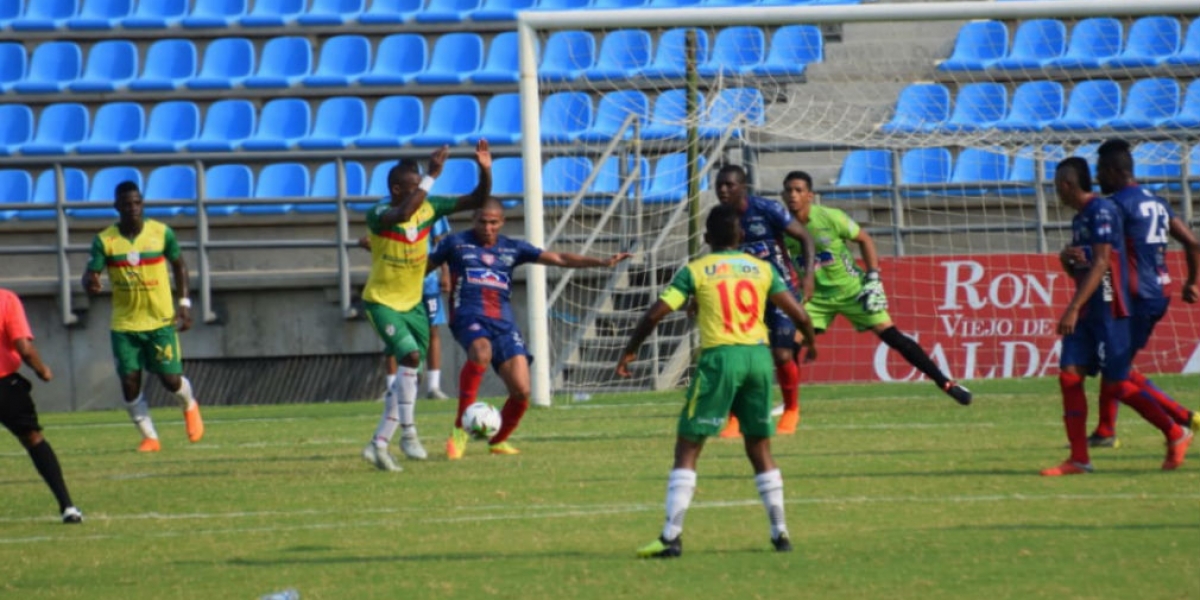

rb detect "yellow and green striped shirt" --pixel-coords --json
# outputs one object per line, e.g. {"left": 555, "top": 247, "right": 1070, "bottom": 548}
{"left": 87, "top": 220, "right": 181, "bottom": 332}
{"left": 660, "top": 250, "right": 788, "bottom": 349}
{"left": 363, "top": 196, "right": 457, "bottom": 311}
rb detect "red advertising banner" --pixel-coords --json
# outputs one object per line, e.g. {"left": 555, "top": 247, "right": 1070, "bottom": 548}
{"left": 804, "top": 252, "right": 1200, "bottom": 383}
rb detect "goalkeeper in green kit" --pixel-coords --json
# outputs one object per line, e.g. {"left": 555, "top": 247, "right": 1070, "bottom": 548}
{"left": 781, "top": 171, "right": 972, "bottom": 406}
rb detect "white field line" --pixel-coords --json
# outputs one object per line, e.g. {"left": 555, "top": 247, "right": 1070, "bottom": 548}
{"left": 1, "top": 492, "right": 1197, "bottom": 545}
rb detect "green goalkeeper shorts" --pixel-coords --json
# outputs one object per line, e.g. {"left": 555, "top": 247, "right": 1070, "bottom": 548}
{"left": 678, "top": 345, "right": 775, "bottom": 440}
{"left": 805, "top": 294, "right": 892, "bottom": 332}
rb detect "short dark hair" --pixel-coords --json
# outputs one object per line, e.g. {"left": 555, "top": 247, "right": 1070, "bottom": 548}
{"left": 1056, "top": 156, "right": 1092, "bottom": 191}
{"left": 706, "top": 204, "right": 741, "bottom": 248}
{"left": 114, "top": 180, "right": 140, "bottom": 199}
{"left": 717, "top": 164, "right": 747, "bottom": 183}
{"left": 1097, "top": 139, "right": 1133, "bottom": 175}
{"left": 387, "top": 159, "right": 422, "bottom": 188}
{"left": 784, "top": 170, "right": 813, "bottom": 191}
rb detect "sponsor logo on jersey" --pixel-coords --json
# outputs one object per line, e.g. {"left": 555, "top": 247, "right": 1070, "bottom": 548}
{"left": 466, "top": 268, "right": 510, "bottom": 289}
{"left": 748, "top": 222, "right": 767, "bottom": 237}
{"left": 703, "top": 261, "right": 762, "bottom": 276}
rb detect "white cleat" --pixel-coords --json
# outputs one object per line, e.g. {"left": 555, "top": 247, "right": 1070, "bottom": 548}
{"left": 400, "top": 433, "right": 428, "bottom": 460}
{"left": 426, "top": 389, "right": 449, "bottom": 400}
{"left": 770, "top": 403, "right": 785, "bottom": 418}
{"left": 364, "top": 443, "right": 403, "bottom": 472}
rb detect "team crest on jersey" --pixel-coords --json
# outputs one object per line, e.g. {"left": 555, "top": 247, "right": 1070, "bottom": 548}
{"left": 404, "top": 226, "right": 419, "bottom": 240}
{"left": 126, "top": 250, "right": 140, "bottom": 265}
{"left": 386, "top": 324, "right": 396, "bottom": 337}
{"left": 468, "top": 323, "right": 482, "bottom": 331}
{"left": 481, "top": 253, "right": 495, "bottom": 266}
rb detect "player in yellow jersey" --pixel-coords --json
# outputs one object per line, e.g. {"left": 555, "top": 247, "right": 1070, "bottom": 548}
{"left": 82, "top": 181, "right": 204, "bottom": 452}
{"left": 360, "top": 139, "right": 493, "bottom": 472}
{"left": 617, "top": 204, "right": 818, "bottom": 558}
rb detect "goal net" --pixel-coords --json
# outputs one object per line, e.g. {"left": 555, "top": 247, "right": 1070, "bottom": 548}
{"left": 516, "top": 0, "right": 1200, "bottom": 405}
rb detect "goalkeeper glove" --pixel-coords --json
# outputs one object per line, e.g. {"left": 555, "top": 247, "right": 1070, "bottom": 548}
{"left": 857, "top": 270, "right": 888, "bottom": 314}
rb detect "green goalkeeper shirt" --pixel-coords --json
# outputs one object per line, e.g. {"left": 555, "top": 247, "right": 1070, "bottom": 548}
{"left": 784, "top": 204, "right": 866, "bottom": 301}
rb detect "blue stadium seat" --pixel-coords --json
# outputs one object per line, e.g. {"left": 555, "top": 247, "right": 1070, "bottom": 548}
{"left": 75, "top": 166, "right": 141, "bottom": 219}
{"left": 76, "top": 102, "right": 143, "bottom": 154}
{"left": 939, "top": 82, "right": 1007, "bottom": 133}
{"left": 142, "top": 165, "right": 195, "bottom": 217}
{"left": 357, "top": 0, "right": 421, "bottom": 24}
{"left": 938, "top": 20, "right": 1007, "bottom": 71}
{"left": 1071, "top": 142, "right": 1100, "bottom": 166}
{"left": 0, "top": 104, "right": 35, "bottom": 156}
{"left": 68, "top": 0, "right": 132, "bottom": 29}
{"left": 297, "top": 0, "right": 363, "bottom": 25}
{"left": 472, "top": 31, "right": 519, "bottom": 84}
{"left": 130, "top": 101, "right": 200, "bottom": 153}
{"left": 697, "top": 26, "right": 765, "bottom": 77}
{"left": 827, "top": 149, "right": 892, "bottom": 199}
{"left": 584, "top": 29, "right": 652, "bottom": 80}
{"left": 69, "top": 40, "right": 137, "bottom": 92}
{"left": 752, "top": 24, "right": 822, "bottom": 77}
{"left": 429, "top": 158, "right": 479, "bottom": 195}
{"left": 129, "top": 39, "right": 198, "bottom": 91}
{"left": 366, "top": 161, "right": 396, "bottom": 197}
{"left": 1109, "top": 78, "right": 1179, "bottom": 130}
{"left": 195, "top": 164, "right": 253, "bottom": 216}
{"left": 303, "top": 161, "right": 367, "bottom": 214}
{"left": 900, "top": 147, "right": 952, "bottom": 194}
{"left": 188, "top": 100, "right": 255, "bottom": 152}
{"left": 416, "top": 33, "right": 485, "bottom": 84}
{"left": 1132, "top": 141, "right": 1182, "bottom": 191}
{"left": 188, "top": 38, "right": 255, "bottom": 90}
{"left": 589, "top": 155, "right": 649, "bottom": 203}
{"left": 183, "top": 0, "right": 247, "bottom": 27}
{"left": 949, "top": 147, "right": 1008, "bottom": 195}
{"left": 22, "top": 103, "right": 88, "bottom": 155}
{"left": 1049, "top": 79, "right": 1121, "bottom": 130}
{"left": 0, "top": 170, "right": 32, "bottom": 220}
{"left": 1048, "top": 18, "right": 1123, "bottom": 70}
{"left": 0, "top": 43, "right": 25, "bottom": 93}
{"left": 244, "top": 37, "right": 311, "bottom": 88}
{"left": 542, "top": 156, "right": 592, "bottom": 200}
{"left": 880, "top": 83, "right": 950, "bottom": 133}
{"left": 360, "top": 34, "right": 427, "bottom": 86}
{"left": 1189, "top": 145, "right": 1200, "bottom": 191}
{"left": 1105, "top": 16, "right": 1180, "bottom": 68}
{"left": 540, "top": 91, "right": 592, "bottom": 143}
{"left": 1164, "top": 79, "right": 1200, "bottom": 129}
{"left": 642, "top": 28, "right": 709, "bottom": 79}
{"left": 470, "top": 93, "right": 521, "bottom": 145}
{"left": 14, "top": 41, "right": 82, "bottom": 94}
{"left": 303, "top": 35, "right": 370, "bottom": 87}
{"left": 24, "top": 168, "right": 87, "bottom": 220}
{"left": 357, "top": 96, "right": 423, "bottom": 148}
{"left": 1005, "top": 144, "right": 1065, "bottom": 195}
{"left": 12, "top": 0, "right": 77, "bottom": 30}
{"left": 641, "top": 89, "right": 702, "bottom": 141}
{"left": 416, "top": 0, "right": 480, "bottom": 23}
{"left": 410, "top": 95, "right": 480, "bottom": 146}
{"left": 491, "top": 156, "right": 525, "bottom": 204}
{"left": 241, "top": 98, "right": 311, "bottom": 151}
{"left": 644, "top": 153, "right": 708, "bottom": 204}
{"left": 699, "top": 87, "right": 763, "bottom": 139}
{"left": 991, "top": 19, "right": 1066, "bottom": 70}
{"left": 473, "top": 0, "right": 535, "bottom": 22}
{"left": 246, "top": 163, "right": 307, "bottom": 215}
{"left": 123, "top": 0, "right": 187, "bottom": 28}
{"left": 298, "top": 97, "right": 368, "bottom": 150}
{"left": 993, "top": 81, "right": 1064, "bottom": 131}
{"left": 578, "top": 90, "right": 648, "bottom": 143}
{"left": 1166, "top": 19, "right": 1200, "bottom": 66}
{"left": 0, "top": 1, "right": 21, "bottom": 29}
{"left": 239, "top": 0, "right": 303, "bottom": 25}
{"left": 540, "top": 30, "right": 595, "bottom": 83}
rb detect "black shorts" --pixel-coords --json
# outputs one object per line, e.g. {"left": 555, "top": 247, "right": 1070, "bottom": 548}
{"left": 0, "top": 373, "right": 41, "bottom": 436}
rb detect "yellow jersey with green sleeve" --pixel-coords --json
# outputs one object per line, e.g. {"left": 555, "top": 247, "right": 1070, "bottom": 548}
{"left": 363, "top": 196, "right": 458, "bottom": 311}
{"left": 87, "top": 220, "right": 181, "bottom": 332}
{"left": 659, "top": 250, "right": 789, "bottom": 349}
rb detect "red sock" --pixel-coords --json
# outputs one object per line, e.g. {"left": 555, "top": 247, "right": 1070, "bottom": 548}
{"left": 1059, "top": 373, "right": 1090, "bottom": 465}
{"left": 776, "top": 359, "right": 800, "bottom": 412}
{"left": 1094, "top": 383, "right": 1119, "bottom": 438}
{"left": 1130, "top": 371, "right": 1192, "bottom": 426}
{"left": 1107, "top": 379, "right": 1183, "bottom": 442}
{"left": 455, "top": 361, "right": 488, "bottom": 428}
{"left": 489, "top": 396, "right": 528, "bottom": 445}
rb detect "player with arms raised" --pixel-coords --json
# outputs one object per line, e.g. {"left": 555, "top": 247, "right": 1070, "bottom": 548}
{"left": 617, "top": 204, "right": 818, "bottom": 558}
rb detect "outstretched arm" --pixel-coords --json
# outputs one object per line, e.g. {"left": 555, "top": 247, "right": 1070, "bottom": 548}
{"left": 537, "top": 251, "right": 632, "bottom": 269}
{"left": 784, "top": 220, "right": 816, "bottom": 300}
{"left": 616, "top": 300, "right": 674, "bottom": 377}
{"left": 769, "top": 290, "right": 818, "bottom": 363}
{"left": 452, "top": 139, "right": 494, "bottom": 214}
{"left": 379, "top": 146, "right": 450, "bottom": 229}
{"left": 1169, "top": 216, "right": 1200, "bottom": 303}
{"left": 170, "top": 256, "right": 192, "bottom": 332}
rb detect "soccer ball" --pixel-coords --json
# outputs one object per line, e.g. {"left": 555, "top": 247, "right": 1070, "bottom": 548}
{"left": 462, "top": 402, "right": 502, "bottom": 440}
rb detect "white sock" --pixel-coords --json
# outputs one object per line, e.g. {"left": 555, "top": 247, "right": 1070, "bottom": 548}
{"left": 397, "top": 366, "right": 419, "bottom": 433}
{"left": 427, "top": 369, "right": 442, "bottom": 393}
{"left": 372, "top": 384, "right": 401, "bottom": 447}
{"left": 172, "top": 376, "right": 197, "bottom": 411}
{"left": 661, "top": 469, "right": 696, "bottom": 541}
{"left": 125, "top": 393, "right": 158, "bottom": 440}
{"left": 755, "top": 469, "right": 788, "bottom": 539}
{"left": 385, "top": 373, "right": 396, "bottom": 394}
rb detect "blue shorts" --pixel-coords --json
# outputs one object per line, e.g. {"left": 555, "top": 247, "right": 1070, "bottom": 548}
{"left": 765, "top": 301, "right": 798, "bottom": 351}
{"left": 452, "top": 317, "right": 531, "bottom": 371}
{"left": 424, "top": 293, "right": 447, "bottom": 326}
{"left": 1060, "top": 317, "right": 1132, "bottom": 381}
{"left": 1130, "top": 297, "right": 1168, "bottom": 354}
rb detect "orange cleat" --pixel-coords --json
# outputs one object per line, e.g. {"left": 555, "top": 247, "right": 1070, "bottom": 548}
{"left": 137, "top": 438, "right": 161, "bottom": 453}
{"left": 1040, "top": 460, "right": 1093, "bottom": 476}
{"left": 776, "top": 410, "right": 801, "bottom": 435}
{"left": 1163, "top": 429, "right": 1194, "bottom": 471}
{"left": 718, "top": 415, "right": 741, "bottom": 439}
{"left": 183, "top": 403, "right": 204, "bottom": 443}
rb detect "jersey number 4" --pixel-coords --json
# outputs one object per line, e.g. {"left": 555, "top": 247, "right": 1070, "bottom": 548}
{"left": 716, "top": 280, "right": 760, "bottom": 333}
{"left": 1138, "top": 201, "right": 1169, "bottom": 244}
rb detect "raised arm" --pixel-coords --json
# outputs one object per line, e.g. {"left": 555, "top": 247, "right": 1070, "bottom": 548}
{"left": 537, "top": 251, "right": 633, "bottom": 269}
{"left": 452, "top": 139, "right": 494, "bottom": 214}
{"left": 1169, "top": 216, "right": 1200, "bottom": 303}
{"left": 784, "top": 219, "right": 816, "bottom": 300}
{"left": 379, "top": 146, "right": 450, "bottom": 229}
{"left": 1057, "top": 242, "right": 1111, "bottom": 335}
{"left": 616, "top": 300, "right": 674, "bottom": 377}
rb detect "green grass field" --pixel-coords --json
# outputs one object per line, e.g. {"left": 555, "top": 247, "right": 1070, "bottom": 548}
{"left": 2, "top": 375, "right": 1198, "bottom": 600}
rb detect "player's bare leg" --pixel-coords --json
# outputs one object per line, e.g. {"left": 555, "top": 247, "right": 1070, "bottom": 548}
{"left": 160, "top": 372, "right": 203, "bottom": 443}
{"left": 487, "top": 354, "right": 531, "bottom": 455}
{"left": 120, "top": 371, "right": 160, "bottom": 452}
